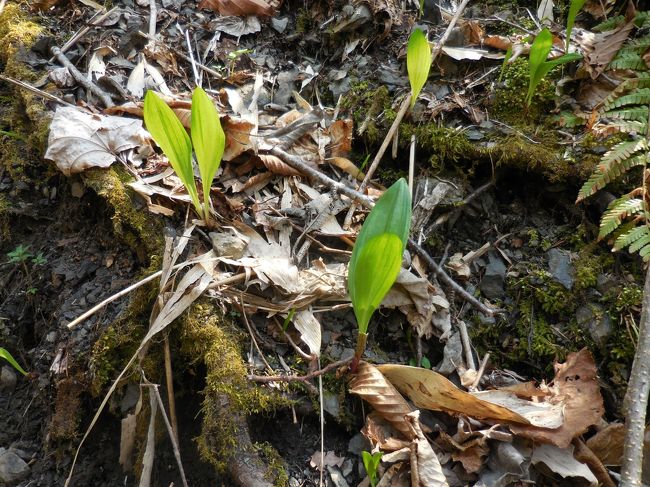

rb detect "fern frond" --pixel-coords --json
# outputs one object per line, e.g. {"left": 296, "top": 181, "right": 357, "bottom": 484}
{"left": 614, "top": 224, "right": 650, "bottom": 251}
{"left": 636, "top": 73, "right": 650, "bottom": 89}
{"left": 594, "top": 11, "right": 650, "bottom": 31}
{"left": 617, "top": 37, "right": 650, "bottom": 55}
{"left": 608, "top": 53, "right": 646, "bottom": 71}
{"left": 602, "top": 139, "right": 648, "bottom": 167}
{"left": 605, "top": 120, "right": 648, "bottom": 134}
{"left": 577, "top": 152, "right": 647, "bottom": 201}
{"left": 599, "top": 197, "right": 645, "bottom": 239}
{"left": 604, "top": 89, "right": 650, "bottom": 110}
{"left": 604, "top": 107, "right": 650, "bottom": 123}
{"left": 628, "top": 228, "right": 650, "bottom": 253}
{"left": 640, "top": 243, "right": 650, "bottom": 261}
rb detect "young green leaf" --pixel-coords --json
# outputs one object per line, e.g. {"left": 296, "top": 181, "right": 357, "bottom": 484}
{"left": 526, "top": 28, "right": 582, "bottom": 105}
{"left": 566, "top": 0, "right": 586, "bottom": 51}
{"left": 349, "top": 233, "right": 403, "bottom": 333}
{"left": 144, "top": 91, "right": 201, "bottom": 216}
{"left": 407, "top": 28, "right": 432, "bottom": 108}
{"left": 0, "top": 347, "right": 27, "bottom": 376}
{"left": 362, "top": 451, "right": 383, "bottom": 487}
{"left": 191, "top": 87, "right": 226, "bottom": 215}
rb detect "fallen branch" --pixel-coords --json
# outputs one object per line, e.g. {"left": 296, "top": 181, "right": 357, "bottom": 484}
{"left": 620, "top": 265, "right": 650, "bottom": 487}
{"left": 50, "top": 47, "right": 114, "bottom": 108}
{"left": 248, "top": 357, "right": 353, "bottom": 394}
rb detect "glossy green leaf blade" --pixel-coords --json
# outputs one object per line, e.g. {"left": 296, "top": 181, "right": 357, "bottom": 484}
{"left": 349, "top": 233, "right": 403, "bottom": 333}
{"left": 144, "top": 91, "right": 199, "bottom": 211}
{"left": 566, "top": 0, "right": 586, "bottom": 51}
{"left": 407, "top": 28, "right": 432, "bottom": 108}
{"left": 191, "top": 87, "right": 226, "bottom": 213}
{"left": 354, "top": 178, "right": 412, "bottom": 254}
{"left": 0, "top": 347, "right": 27, "bottom": 376}
{"left": 526, "top": 28, "right": 553, "bottom": 105}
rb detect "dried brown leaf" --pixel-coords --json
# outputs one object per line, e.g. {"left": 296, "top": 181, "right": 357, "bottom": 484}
{"left": 581, "top": 3, "right": 636, "bottom": 79}
{"left": 198, "top": 0, "right": 274, "bottom": 16}
{"left": 510, "top": 349, "right": 604, "bottom": 448}
{"left": 585, "top": 423, "right": 625, "bottom": 466}
{"left": 328, "top": 119, "right": 353, "bottom": 157}
{"left": 405, "top": 411, "right": 449, "bottom": 487}
{"left": 258, "top": 154, "right": 301, "bottom": 176}
{"left": 349, "top": 361, "right": 414, "bottom": 439}
{"left": 377, "top": 364, "right": 530, "bottom": 425}
{"left": 223, "top": 117, "right": 255, "bottom": 161}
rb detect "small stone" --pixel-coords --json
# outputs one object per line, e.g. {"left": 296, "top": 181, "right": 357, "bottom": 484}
{"left": 341, "top": 458, "right": 354, "bottom": 478}
{"left": 46, "top": 331, "right": 57, "bottom": 343}
{"left": 479, "top": 252, "right": 507, "bottom": 299}
{"left": 576, "top": 303, "right": 613, "bottom": 344}
{"left": 327, "top": 465, "right": 349, "bottom": 487}
{"left": 271, "top": 16, "right": 289, "bottom": 33}
{"left": 0, "top": 449, "right": 30, "bottom": 484}
{"left": 209, "top": 232, "right": 247, "bottom": 259}
{"left": 323, "top": 391, "right": 340, "bottom": 418}
{"left": 596, "top": 273, "right": 619, "bottom": 295}
{"left": 547, "top": 248, "right": 574, "bottom": 290}
{"left": 348, "top": 433, "right": 370, "bottom": 455}
{"left": 288, "top": 477, "right": 301, "bottom": 487}
{"left": 0, "top": 366, "right": 17, "bottom": 394}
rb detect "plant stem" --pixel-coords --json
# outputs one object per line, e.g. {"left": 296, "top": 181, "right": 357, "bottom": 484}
{"left": 351, "top": 332, "right": 368, "bottom": 373}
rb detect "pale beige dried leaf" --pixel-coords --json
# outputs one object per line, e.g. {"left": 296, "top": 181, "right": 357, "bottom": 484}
{"left": 258, "top": 154, "right": 301, "bottom": 176}
{"left": 585, "top": 423, "right": 625, "bottom": 466}
{"left": 405, "top": 411, "right": 449, "bottom": 487}
{"left": 510, "top": 349, "right": 604, "bottom": 448}
{"left": 362, "top": 412, "right": 411, "bottom": 452}
{"left": 329, "top": 156, "right": 364, "bottom": 181}
{"left": 223, "top": 117, "right": 254, "bottom": 161}
{"left": 377, "top": 364, "right": 530, "bottom": 425}
{"left": 349, "top": 361, "right": 414, "bottom": 439}
{"left": 531, "top": 444, "right": 598, "bottom": 485}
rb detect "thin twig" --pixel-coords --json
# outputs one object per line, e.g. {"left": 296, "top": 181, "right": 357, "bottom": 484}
{"left": 342, "top": 94, "right": 412, "bottom": 229}
{"left": 240, "top": 295, "right": 274, "bottom": 374}
{"left": 408, "top": 134, "right": 416, "bottom": 198}
{"left": 163, "top": 335, "right": 179, "bottom": 442}
{"left": 248, "top": 357, "right": 352, "bottom": 389}
{"left": 457, "top": 319, "right": 476, "bottom": 371}
{"left": 55, "top": 7, "right": 117, "bottom": 59}
{"left": 148, "top": 0, "right": 157, "bottom": 38}
{"left": 50, "top": 47, "right": 114, "bottom": 108}
{"left": 0, "top": 74, "right": 77, "bottom": 108}
{"left": 470, "top": 352, "right": 490, "bottom": 391}
{"left": 143, "top": 382, "right": 189, "bottom": 487}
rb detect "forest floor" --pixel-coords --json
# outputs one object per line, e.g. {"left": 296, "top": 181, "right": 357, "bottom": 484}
{"left": 1, "top": 0, "right": 649, "bottom": 486}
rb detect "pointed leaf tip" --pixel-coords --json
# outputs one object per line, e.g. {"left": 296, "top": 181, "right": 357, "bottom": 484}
{"left": 407, "top": 28, "right": 432, "bottom": 108}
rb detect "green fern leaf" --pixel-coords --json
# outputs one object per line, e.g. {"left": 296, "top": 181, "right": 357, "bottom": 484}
{"left": 605, "top": 107, "right": 650, "bottom": 123}
{"left": 640, "top": 243, "right": 650, "bottom": 261}
{"left": 594, "top": 11, "right": 650, "bottom": 31}
{"left": 602, "top": 139, "right": 648, "bottom": 167}
{"left": 599, "top": 197, "right": 645, "bottom": 239}
{"left": 608, "top": 53, "right": 646, "bottom": 71}
{"left": 615, "top": 225, "right": 650, "bottom": 251}
{"left": 606, "top": 120, "right": 648, "bottom": 134}
{"left": 636, "top": 73, "right": 650, "bottom": 89}
{"left": 628, "top": 228, "right": 650, "bottom": 253}
{"left": 604, "top": 88, "right": 650, "bottom": 110}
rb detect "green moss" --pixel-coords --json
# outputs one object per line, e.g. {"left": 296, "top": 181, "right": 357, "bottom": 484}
{"left": 254, "top": 442, "right": 289, "bottom": 487}
{"left": 399, "top": 125, "right": 474, "bottom": 172}
{"left": 295, "top": 8, "right": 315, "bottom": 33}
{"left": 0, "top": 193, "right": 9, "bottom": 237}
{"left": 341, "top": 83, "right": 392, "bottom": 146}
{"left": 178, "top": 301, "right": 288, "bottom": 477}
{"left": 82, "top": 167, "right": 164, "bottom": 261}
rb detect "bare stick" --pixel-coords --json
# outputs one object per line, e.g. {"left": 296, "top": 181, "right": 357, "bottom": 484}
{"left": 431, "top": 0, "right": 472, "bottom": 64}
{"left": 163, "top": 336, "right": 179, "bottom": 442}
{"left": 50, "top": 47, "right": 114, "bottom": 108}
{"left": 56, "top": 7, "right": 117, "bottom": 58}
{"left": 239, "top": 295, "right": 274, "bottom": 374}
{"left": 148, "top": 0, "right": 157, "bottom": 38}
{"left": 470, "top": 352, "right": 490, "bottom": 391}
{"left": 342, "top": 94, "right": 411, "bottom": 229}
{"left": 621, "top": 266, "right": 650, "bottom": 487}
{"left": 408, "top": 134, "right": 416, "bottom": 197}
{"left": 0, "top": 74, "right": 77, "bottom": 108}
{"left": 143, "top": 382, "right": 189, "bottom": 487}
{"left": 457, "top": 319, "right": 476, "bottom": 371}
{"left": 249, "top": 357, "right": 352, "bottom": 386}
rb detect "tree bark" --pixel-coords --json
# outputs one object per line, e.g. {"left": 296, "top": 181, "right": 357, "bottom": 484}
{"left": 621, "top": 266, "right": 650, "bottom": 486}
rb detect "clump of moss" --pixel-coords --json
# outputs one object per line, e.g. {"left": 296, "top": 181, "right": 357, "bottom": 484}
{"left": 253, "top": 442, "right": 289, "bottom": 487}
{"left": 178, "top": 301, "right": 288, "bottom": 477}
{"left": 0, "top": 193, "right": 9, "bottom": 237}
{"left": 340, "top": 83, "right": 393, "bottom": 146}
{"left": 399, "top": 125, "right": 475, "bottom": 172}
{"left": 82, "top": 167, "right": 164, "bottom": 261}
{"left": 49, "top": 375, "right": 84, "bottom": 441}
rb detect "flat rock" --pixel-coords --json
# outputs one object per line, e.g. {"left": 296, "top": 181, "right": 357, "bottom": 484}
{"left": 348, "top": 433, "right": 370, "bottom": 455}
{"left": 547, "top": 248, "right": 574, "bottom": 290}
{"left": 327, "top": 465, "right": 349, "bottom": 487}
{"left": 479, "top": 252, "right": 507, "bottom": 299}
{"left": 0, "top": 449, "right": 30, "bottom": 485}
{"left": 576, "top": 303, "right": 613, "bottom": 344}
{"left": 0, "top": 366, "right": 17, "bottom": 394}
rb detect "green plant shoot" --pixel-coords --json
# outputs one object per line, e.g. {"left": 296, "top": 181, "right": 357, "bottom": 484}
{"left": 362, "top": 451, "right": 383, "bottom": 487}
{"left": 407, "top": 28, "right": 432, "bottom": 108}
{"left": 566, "top": 0, "right": 586, "bottom": 51}
{"left": 191, "top": 87, "right": 226, "bottom": 217}
{"left": 0, "top": 347, "right": 27, "bottom": 376}
{"left": 348, "top": 179, "right": 411, "bottom": 367}
{"left": 144, "top": 88, "right": 225, "bottom": 224}
{"left": 526, "top": 28, "right": 582, "bottom": 105}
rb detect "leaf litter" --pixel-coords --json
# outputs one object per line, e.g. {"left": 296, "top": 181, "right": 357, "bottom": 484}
{"left": 27, "top": 0, "right": 650, "bottom": 484}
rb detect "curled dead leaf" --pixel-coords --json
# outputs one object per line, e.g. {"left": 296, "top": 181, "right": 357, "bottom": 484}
{"left": 349, "top": 361, "right": 414, "bottom": 439}
{"left": 198, "top": 0, "right": 274, "bottom": 16}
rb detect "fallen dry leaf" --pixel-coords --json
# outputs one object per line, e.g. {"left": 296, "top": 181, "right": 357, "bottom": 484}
{"left": 585, "top": 423, "right": 625, "bottom": 466}
{"left": 510, "top": 349, "right": 604, "bottom": 448}
{"left": 198, "top": 0, "right": 274, "bottom": 16}
{"left": 531, "top": 443, "right": 598, "bottom": 485}
{"left": 405, "top": 411, "right": 449, "bottom": 487}
{"left": 45, "top": 106, "right": 148, "bottom": 176}
{"left": 580, "top": 2, "right": 636, "bottom": 79}
{"left": 377, "top": 364, "right": 530, "bottom": 425}
{"left": 349, "top": 362, "right": 414, "bottom": 439}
